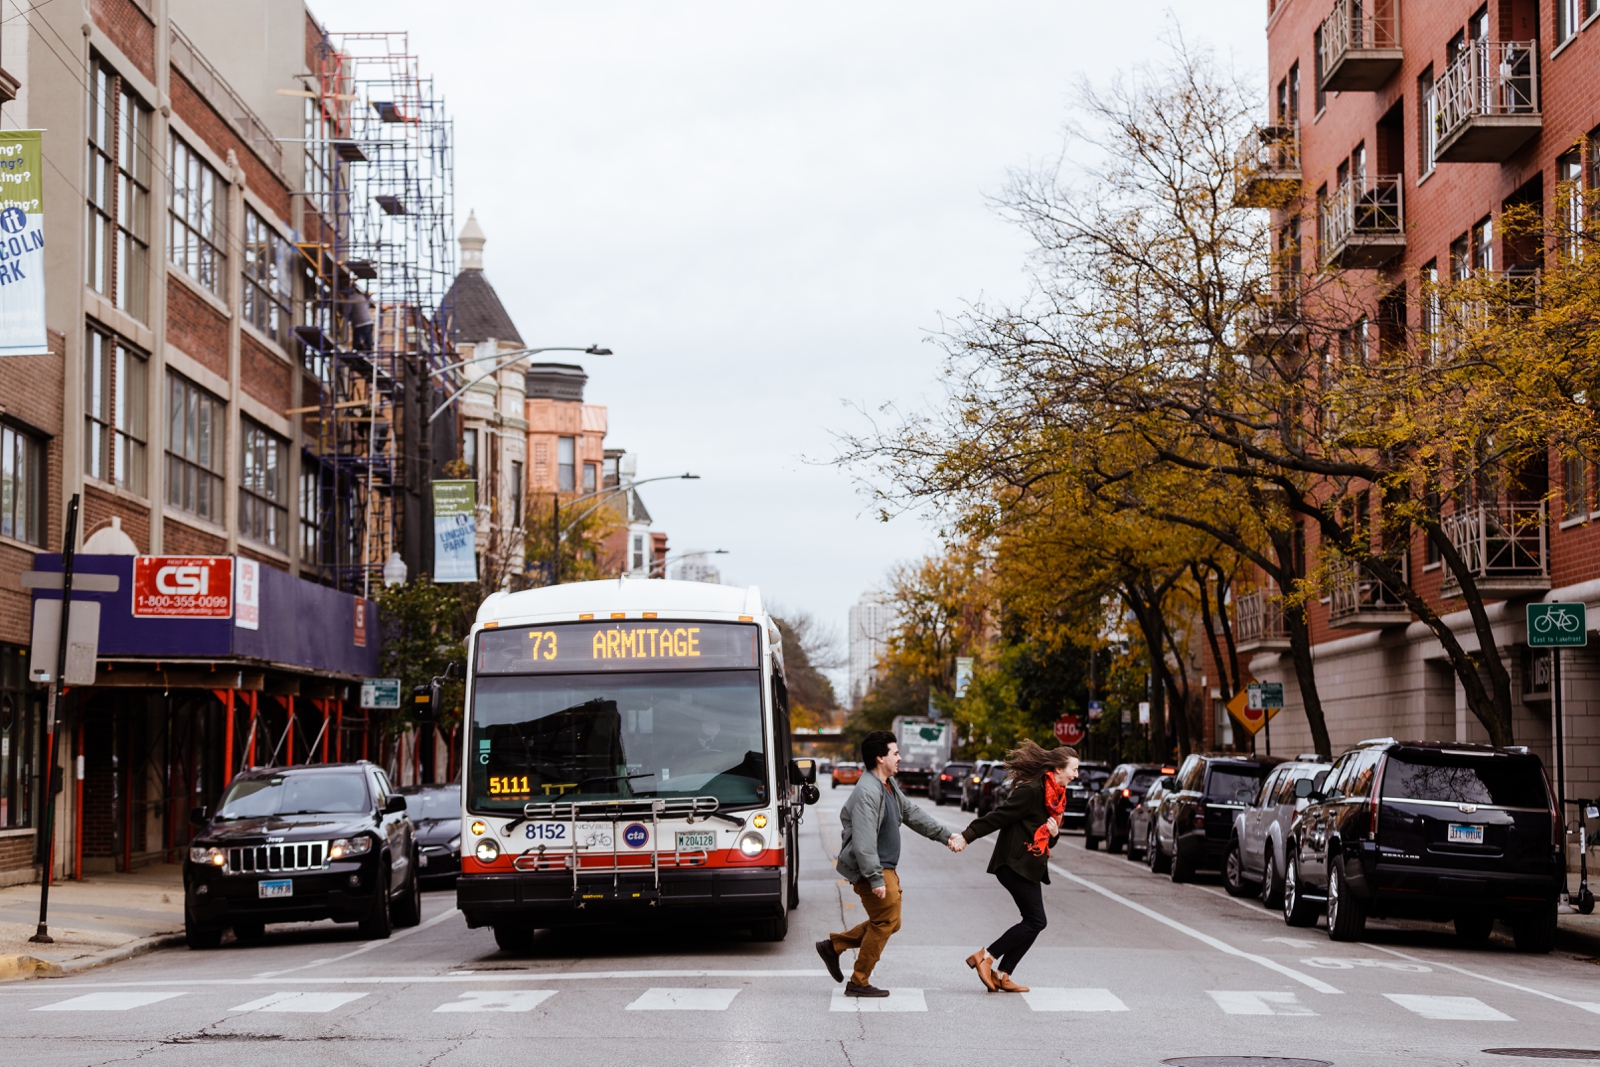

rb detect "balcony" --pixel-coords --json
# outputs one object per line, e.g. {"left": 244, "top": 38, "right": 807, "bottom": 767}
{"left": 1328, "top": 558, "right": 1410, "bottom": 628}
{"left": 1320, "top": 174, "right": 1404, "bottom": 269}
{"left": 1439, "top": 502, "right": 1549, "bottom": 600}
{"left": 1431, "top": 40, "right": 1541, "bottom": 164}
{"left": 1318, "top": 0, "right": 1403, "bottom": 92}
{"left": 1240, "top": 294, "right": 1306, "bottom": 351}
{"left": 1235, "top": 589, "right": 1292, "bottom": 652}
{"left": 1233, "top": 125, "right": 1302, "bottom": 208}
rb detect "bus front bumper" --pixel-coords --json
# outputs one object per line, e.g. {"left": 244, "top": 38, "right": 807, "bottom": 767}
{"left": 457, "top": 868, "right": 784, "bottom": 927}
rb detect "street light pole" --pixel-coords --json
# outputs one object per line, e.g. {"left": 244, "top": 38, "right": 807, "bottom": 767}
{"left": 547, "top": 475, "right": 700, "bottom": 585}
{"left": 427, "top": 345, "right": 612, "bottom": 425}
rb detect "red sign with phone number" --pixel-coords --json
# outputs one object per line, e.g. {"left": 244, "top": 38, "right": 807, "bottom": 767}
{"left": 132, "top": 556, "right": 233, "bottom": 618}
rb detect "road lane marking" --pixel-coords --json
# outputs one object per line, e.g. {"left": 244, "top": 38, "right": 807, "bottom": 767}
{"left": 1263, "top": 937, "right": 1318, "bottom": 948}
{"left": 435, "top": 990, "right": 558, "bottom": 1012}
{"left": 1208, "top": 990, "right": 1317, "bottom": 1016}
{"left": 1385, "top": 993, "right": 1512, "bottom": 1021}
{"left": 252, "top": 905, "right": 462, "bottom": 978}
{"left": 1047, "top": 862, "right": 1343, "bottom": 995}
{"left": 1021, "top": 988, "right": 1128, "bottom": 1012}
{"left": 231, "top": 992, "right": 369, "bottom": 1012}
{"left": 3, "top": 969, "right": 832, "bottom": 988}
{"left": 830, "top": 989, "right": 926, "bottom": 1012}
{"left": 627, "top": 988, "right": 741, "bottom": 1010}
{"left": 34, "top": 991, "right": 186, "bottom": 1011}
{"left": 1367, "top": 944, "right": 1600, "bottom": 1016}
{"left": 1299, "top": 957, "right": 1429, "bottom": 972}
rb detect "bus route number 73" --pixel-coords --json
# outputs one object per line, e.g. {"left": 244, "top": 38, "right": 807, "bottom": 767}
{"left": 525, "top": 630, "right": 558, "bottom": 661}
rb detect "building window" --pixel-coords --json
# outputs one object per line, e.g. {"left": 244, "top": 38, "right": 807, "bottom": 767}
{"left": 86, "top": 56, "right": 152, "bottom": 322}
{"left": 1556, "top": 0, "right": 1595, "bottom": 43}
{"left": 583, "top": 462, "right": 598, "bottom": 493}
{"left": 1564, "top": 455, "right": 1587, "bottom": 522}
{"left": 300, "top": 455, "right": 330, "bottom": 569}
{"left": 1472, "top": 216, "right": 1494, "bottom": 274}
{"left": 1418, "top": 67, "right": 1437, "bottom": 176}
{"left": 242, "top": 209, "right": 294, "bottom": 348}
{"left": 166, "top": 372, "right": 224, "bottom": 523}
{"left": 557, "top": 436, "right": 575, "bottom": 493}
{"left": 0, "top": 645, "right": 38, "bottom": 829}
{"left": 1420, "top": 260, "right": 1440, "bottom": 361}
{"left": 632, "top": 533, "right": 646, "bottom": 572}
{"left": 0, "top": 422, "right": 44, "bottom": 546}
{"left": 462, "top": 429, "right": 478, "bottom": 480}
{"left": 169, "top": 136, "right": 226, "bottom": 297}
{"left": 84, "top": 325, "right": 148, "bottom": 496}
{"left": 240, "top": 419, "right": 288, "bottom": 551}
{"left": 1313, "top": 27, "right": 1326, "bottom": 114}
{"left": 511, "top": 460, "right": 524, "bottom": 527}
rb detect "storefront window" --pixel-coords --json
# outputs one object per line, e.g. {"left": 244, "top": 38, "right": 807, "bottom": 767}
{"left": 0, "top": 644, "right": 38, "bottom": 830}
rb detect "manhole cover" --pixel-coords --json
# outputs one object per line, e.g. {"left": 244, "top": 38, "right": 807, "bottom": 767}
{"left": 1162, "top": 1060, "right": 1333, "bottom": 1067}
{"left": 1483, "top": 1052, "right": 1600, "bottom": 1061}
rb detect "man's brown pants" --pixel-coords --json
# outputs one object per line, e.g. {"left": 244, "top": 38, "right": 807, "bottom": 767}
{"left": 829, "top": 868, "right": 902, "bottom": 985}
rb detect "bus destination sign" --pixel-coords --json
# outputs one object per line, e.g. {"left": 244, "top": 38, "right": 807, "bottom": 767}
{"left": 476, "top": 620, "right": 759, "bottom": 674}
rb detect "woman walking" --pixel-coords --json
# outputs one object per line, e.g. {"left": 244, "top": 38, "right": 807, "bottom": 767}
{"left": 957, "top": 740, "right": 1078, "bottom": 993}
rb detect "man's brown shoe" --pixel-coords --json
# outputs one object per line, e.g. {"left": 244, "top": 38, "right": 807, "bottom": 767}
{"left": 994, "top": 971, "right": 1029, "bottom": 993}
{"left": 815, "top": 939, "right": 844, "bottom": 983}
{"left": 844, "top": 982, "right": 890, "bottom": 998}
{"left": 966, "top": 948, "right": 998, "bottom": 992}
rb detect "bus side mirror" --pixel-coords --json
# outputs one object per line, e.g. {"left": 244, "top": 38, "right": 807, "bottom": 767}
{"left": 790, "top": 758, "right": 817, "bottom": 787}
{"left": 411, "top": 683, "right": 439, "bottom": 722}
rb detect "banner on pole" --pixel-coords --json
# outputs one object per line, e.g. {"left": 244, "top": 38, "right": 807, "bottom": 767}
{"left": 432, "top": 480, "right": 478, "bottom": 583}
{"left": 0, "top": 131, "right": 46, "bottom": 357}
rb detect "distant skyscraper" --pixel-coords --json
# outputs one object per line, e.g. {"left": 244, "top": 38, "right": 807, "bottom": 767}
{"left": 848, "top": 593, "right": 896, "bottom": 709}
{"left": 673, "top": 551, "right": 722, "bottom": 585}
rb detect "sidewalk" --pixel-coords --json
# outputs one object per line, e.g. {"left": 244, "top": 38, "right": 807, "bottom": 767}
{"left": 0, "top": 864, "right": 184, "bottom": 979}
{"left": 1558, "top": 903, "right": 1600, "bottom": 957}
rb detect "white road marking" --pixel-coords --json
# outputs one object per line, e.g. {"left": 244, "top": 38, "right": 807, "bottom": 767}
{"left": 1047, "top": 862, "right": 1343, "bottom": 995}
{"left": 1021, "top": 988, "right": 1128, "bottom": 1012}
{"left": 830, "top": 988, "right": 926, "bottom": 1012}
{"left": 21, "top": 969, "right": 830, "bottom": 987}
{"left": 435, "top": 990, "right": 558, "bottom": 1013}
{"left": 35, "top": 991, "right": 186, "bottom": 1012}
{"left": 1385, "top": 994, "right": 1512, "bottom": 1021}
{"left": 1209, "top": 990, "right": 1317, "bottom": 1016}
{"left": 231, "top": 992, "right": 369, "bottom": 1013}
{"left": 1263, "top": 937, "right": 1318, "bottom": 948}
{"left": 252, "top": 905, "right": 462, "bottom": 979}
{"left": 626, "top": 988, "right": 741, "bottom": 1011}
{"left": 1368, "top": 944, "right": 1600, "bottom": 1016}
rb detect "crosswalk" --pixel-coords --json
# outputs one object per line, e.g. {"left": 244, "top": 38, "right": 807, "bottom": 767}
{"left": 15, "top": 986, "right": 1529, "bottom": 1021}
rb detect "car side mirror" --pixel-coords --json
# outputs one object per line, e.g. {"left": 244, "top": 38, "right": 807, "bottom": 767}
{"left": 189, "top": 806, "right": 209, "bottom": 827}
{"left": 789, "top": 758, "right": 818, "bottom": 786}
{"left": 384, "top": 794, "right": 408, "bottom": 816}
{"left": 1293, "top": 778, "right": 1316, "bottom": 800}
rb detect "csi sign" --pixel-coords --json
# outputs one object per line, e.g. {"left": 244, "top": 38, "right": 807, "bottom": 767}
{"left": 132, "top": 556, "right": 234, "bottom": 618}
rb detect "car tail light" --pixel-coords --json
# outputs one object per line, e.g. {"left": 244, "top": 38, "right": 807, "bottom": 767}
{"left": 1367, "top": 755, "right": 1387, "bottom": 840}
{"left": 1121, "top": 789, "right": 1131, "bottom": 798}
{"left": 1192, "top": 810, "right": 1205, "bottom": 828}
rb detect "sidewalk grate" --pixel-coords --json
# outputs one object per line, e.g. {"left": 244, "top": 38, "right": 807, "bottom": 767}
{"left": 1163, "top": 1060, "right": 1333, "bottom": 1067}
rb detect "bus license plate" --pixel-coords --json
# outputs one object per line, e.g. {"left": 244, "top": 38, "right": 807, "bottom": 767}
{"left": 675, "top": 830, "right": 716, "bottom": 852}
{"left": 258, "top": 879, "right": 293, "bottom": 899}
{"left": 1447, "top": 823, "right": 1484, "bottom": 845}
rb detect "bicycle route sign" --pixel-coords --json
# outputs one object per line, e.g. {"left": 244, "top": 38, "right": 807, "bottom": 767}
{"left": 1527, "top": 602, "right": 1588, "bottom": 648}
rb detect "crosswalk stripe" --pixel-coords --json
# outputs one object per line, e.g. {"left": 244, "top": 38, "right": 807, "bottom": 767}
{"left": 230, "top": 992, "right": 369, "bottom": 1013}
{"left": 626, "top": 988, "right": 741, "bottom": 1011}
{"left": 435, "top": 990, "right": 558, "bottom": 1013}
{"left": 830, "top": 989, "right": 926, "bottom": 1012}
{"left": 1384, "top": 994, "right": 1513, "bottom": 1021}
{"left": 1208, "top": 990, "right": 1317, "bottom": 1016}
{"left": 1021, "top": 988, "right": 1128, "bottom": 1012}
{"left": 34, "top": 992, "right": 186, "bottom": 1012}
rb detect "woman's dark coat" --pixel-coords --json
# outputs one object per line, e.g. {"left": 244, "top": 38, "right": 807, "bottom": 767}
{"left": 961, "top": 777, "right": 1060, "bottom": 884}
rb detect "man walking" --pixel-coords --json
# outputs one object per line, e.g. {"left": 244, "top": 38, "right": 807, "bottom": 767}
{"left": 817, "top": 730, "right": 964, "bottom": 998}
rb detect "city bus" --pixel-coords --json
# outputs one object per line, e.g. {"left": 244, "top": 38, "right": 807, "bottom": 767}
{"left": 454, "top": 578, "right": 818, "bottom": 952}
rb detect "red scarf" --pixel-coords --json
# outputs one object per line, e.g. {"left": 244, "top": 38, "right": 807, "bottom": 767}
{"left": 1028, "top": 775, "right": 1068, "bottom": 856}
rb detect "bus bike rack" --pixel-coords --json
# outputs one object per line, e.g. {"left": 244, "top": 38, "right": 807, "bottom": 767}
{"left": 509, "top": 796, "right": 723, "bottom": 907}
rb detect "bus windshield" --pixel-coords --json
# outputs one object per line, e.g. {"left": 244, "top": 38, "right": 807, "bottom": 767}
{"left": 470, "top": 670, "right": 767, "bottom": 810}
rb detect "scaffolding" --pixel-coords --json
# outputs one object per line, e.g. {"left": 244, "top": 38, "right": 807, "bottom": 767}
{"left": 296, "top": 30, "right": 455, "bottom": 597}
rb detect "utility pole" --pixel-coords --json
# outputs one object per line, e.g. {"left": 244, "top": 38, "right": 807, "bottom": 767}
{"left": 31, "top": 493, "right": 79, "bottom": 945}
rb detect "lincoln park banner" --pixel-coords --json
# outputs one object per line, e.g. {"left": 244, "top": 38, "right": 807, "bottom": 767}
{"left": 432, "top": 480, "right": 479, "bottom": 583}
{"left": 0, "top": 130, "right": 46, "bottom": 356}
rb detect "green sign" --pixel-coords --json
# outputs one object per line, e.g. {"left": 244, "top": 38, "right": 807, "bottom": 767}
{"left": 1527, "top": 602, "right": 1588, "bottom": 647}
{"left": 1246, "top": 682, "right": 1284, "bottom": 711}
{"left": 360, "top": 677, "right": 402, "bottom": 709}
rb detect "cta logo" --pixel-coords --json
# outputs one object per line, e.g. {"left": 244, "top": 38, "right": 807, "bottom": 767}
{"left": 133, "top": 556, "right": 234, "bottom": 618}
{"left": 622, "top": 823, "right": 650, "bottom": 849}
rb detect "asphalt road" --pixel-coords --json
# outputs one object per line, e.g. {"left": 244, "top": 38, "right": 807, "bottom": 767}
{"left": 3, "top": 785, "right": 1599, "bottom": 1066}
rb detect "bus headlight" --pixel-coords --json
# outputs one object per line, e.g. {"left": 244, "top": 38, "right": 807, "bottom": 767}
{"left": 737, "top": 831, "right": 765, "bottom": 857}
{"left": 475, "top": 838, "right": 501, "bottom": 863}
{"left": 329, "top": 836, "right": 373, "bottom": 860}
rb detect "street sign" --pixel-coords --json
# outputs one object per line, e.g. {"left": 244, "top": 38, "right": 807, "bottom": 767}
{"left": 1087, "top": 699, "right": 1104, "bottom": 721}
{"left": 1247, "top": 682, "right": 1284, "bottom": 711}
{"left": 361, "top": 678, "right": 402, "bottom": 710}
{"left": 955, "top": 657, "right": 973, "bottom": 699}
{"left": 1527, "top": 602, "right": 1588, "bottom": 647}
{"left": 1227, "top": 682, "right": 1281, "bottom": 738}
{"left": 1054, "top": 715, "right": 1085, "bottom": 746}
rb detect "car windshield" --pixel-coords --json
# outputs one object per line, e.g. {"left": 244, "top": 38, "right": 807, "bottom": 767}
{"left": 1383, "top": 753, "right": 1548, "bottom": 808}
{"left": 404, "top": 789, "right": 461, "bottom": 820}
{"left": 471, "top": 670, "right": 767, "bottom": 809}
{"left": 1207, "top": 768, "right": 1266, "bottom": 804}
{"left": 1129, "top": 769, "right": 1160, "bottom": 792}
{"left": 1079, "top": 769, "right": 1110, "bottom": 790}
{"left": 218, "top": 773, "right": 369, "bottom": 818}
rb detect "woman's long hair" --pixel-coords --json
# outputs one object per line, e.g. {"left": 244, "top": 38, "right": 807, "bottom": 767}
{"left": 1003, "top": 739, "right": 1077, "bottom": 785}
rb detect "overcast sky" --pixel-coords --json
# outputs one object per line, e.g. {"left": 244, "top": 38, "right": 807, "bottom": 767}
{"left": 314, "top": 1, "right": 1268, "bottom": 671}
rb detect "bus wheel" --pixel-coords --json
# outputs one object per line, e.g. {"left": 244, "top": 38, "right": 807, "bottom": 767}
{"left": 493, "top": 925, "right": 535, "bottom": 954}
{"left": 750, "top": 914, "right": 788, "bottom": 942}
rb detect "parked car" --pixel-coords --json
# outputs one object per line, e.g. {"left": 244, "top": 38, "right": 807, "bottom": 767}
{"left": 1062, "top": 762, "right": 1110, "bottom": 832}
{"left": 831, "top": 761, "right": 863, "bottom": 789}
{"left": 1281, "top": 739, "right": 1563, "bottom": 952}
{"left": 1085, "top": 763, "right": 1171, "bottom": 852}
{"left": 1150, "top": 753, "right": 1284, "bottom": 882}
{"left": 1223, "top": 758, "right": 1330, "bottom": 902}
{"left": 932, "top": 761, "right": 975, "bottom": 806}
{"left": 976, "top": 762, "right": 1011, "bottom": 816}
{"left": 183, "top": 762, "right": 421, "bottom": 949}
{"left": 400, "top": 783, "right": 463, "bottom": 887}
{"left": 1129, "top": 774, "right": 1178, "bottom": 863}
{"left": 961, "top": 760, "right": 998, "bottom": 811}
{"left": 816, "top": 759, "right": 834, "bottom": 777}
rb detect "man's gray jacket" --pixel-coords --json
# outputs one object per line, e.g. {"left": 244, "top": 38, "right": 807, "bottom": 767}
{"left": 836, "top": 773, "right": 951, "bottom": 889}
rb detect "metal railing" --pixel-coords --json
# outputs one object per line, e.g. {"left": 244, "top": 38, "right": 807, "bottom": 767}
{"left": 169, "top": 22, "right": 286, "bottom": 177}
{"left": 1433, "top": 40, "right": 1539, "bottom": 146}
{"left": 1235, "top": 589, "right": 1289, "bottom": 645}
{"left": 1235, "top": 124, "right": 1301, "bottom": 180}
{"left": 1319, "top": 0, "right": 1400, "bottom": 75}
{"left": 1328, "top": 557, "right": 1409, "bottom": 621}
{"left": 227, "top": 842, "right": 328, "bottom": 874}
{"left": 1441, "top": 501, "right": 1548, "bottom": 579}
{"left": 1319, "top": 174, "right": 1404, "bottom": 262}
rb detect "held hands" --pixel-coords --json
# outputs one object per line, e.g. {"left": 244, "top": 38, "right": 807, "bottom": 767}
{"left": 947, "top": 834, "right": 966, "bottom": 853}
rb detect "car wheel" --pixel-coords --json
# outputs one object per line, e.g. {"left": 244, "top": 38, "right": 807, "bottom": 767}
{"left": 358, "top": 873, "right": 394, "bottom": 940}
{"left": 391, "top": 861, "right": 422, "bottom": 929}
{"left": 185, "top": 916, "right": 222, "bottom": 950}
{"left": 1170, "top": 845, "right": 1193, "bottom": 883}
{"left": 1326, "top": 861, "right": 1367, "bottom": 942}
{"left": 933, "top": 789, "right": 944, "bottom": 806}
{"left": 231, "top": 920, "right": 265, "bottom": 945}
{"left": 1454, "top": 911, "right": 1494, "bottom": 945}
{"left": 493, "top": 925, "right": 535, "bottom": 954}
{"left": 1260, "top": 844, "right": 1284, "bottom": 909}
{"left": 1282, "top": 851, "right": 1319, "bottom": 928}
{"left": 750, "top": 914, "right": 788, "bottom": 942}
{"left": 1149, "top": 828, "right": 1171, "bottom": 874}
{"left": 1084, "top": 829, "right": 1100, "bottom": 851}
{"left": 1511, "top": 902, "right": 1557, "bottom": 954}
{"left": 831, "top": 780, "right": 838, "bottom": 790}
{"left": 1224, "top": 839, "right": 1253, "bottom": 897}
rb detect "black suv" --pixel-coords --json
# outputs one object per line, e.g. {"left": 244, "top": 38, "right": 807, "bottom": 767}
{"left": 184, "top": 762, "right": 421, "bottom": 948}
{"left": 1282, "top": 739, "right": 1562, "bottom": 952}
{"left": 1062, "top": 762, "right": 1110, "bottom": 831}
{"left": 1085, "top": 762, "right": 1169, "bottom": 852}
{"left": 1152, "top": 753, "right": 1284, "bottom": 882}
{"left": 932, "top": 761, "right": 975, "bottom": 806}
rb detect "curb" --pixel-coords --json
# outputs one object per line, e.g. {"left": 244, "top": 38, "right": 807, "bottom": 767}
{"left": 0, "top": 954, "right": 63, "bottom": 980}
{"left": 0, "top": 930, "right": 185, "bottom": 983}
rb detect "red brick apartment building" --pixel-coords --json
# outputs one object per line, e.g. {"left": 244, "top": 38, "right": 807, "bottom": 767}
{"left": 1223, "top": 0, "right": 1600, "bottom": 829}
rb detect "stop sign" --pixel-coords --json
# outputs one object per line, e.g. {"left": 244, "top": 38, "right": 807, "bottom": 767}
{"left": 1054, "top": 715, "right": 1085, "bottom": 746}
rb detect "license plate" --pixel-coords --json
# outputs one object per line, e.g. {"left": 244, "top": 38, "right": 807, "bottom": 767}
{"left": 675, "top": 830, "right": 716, "bottom": 852}
{"left": 1447, "top": 823, "right": 1485, "bottom": 845}
{"left": 258, "top": 879, "right": 293, "bottom": 899}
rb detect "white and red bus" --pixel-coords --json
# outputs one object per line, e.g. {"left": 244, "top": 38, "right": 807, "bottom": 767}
{"left": 454, "top": 579, "right": 818, "bottom": 951}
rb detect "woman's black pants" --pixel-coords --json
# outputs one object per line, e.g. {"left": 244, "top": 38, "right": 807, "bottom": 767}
{"left": 987, "top": 864, "right": 1047, "bottom": 975}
